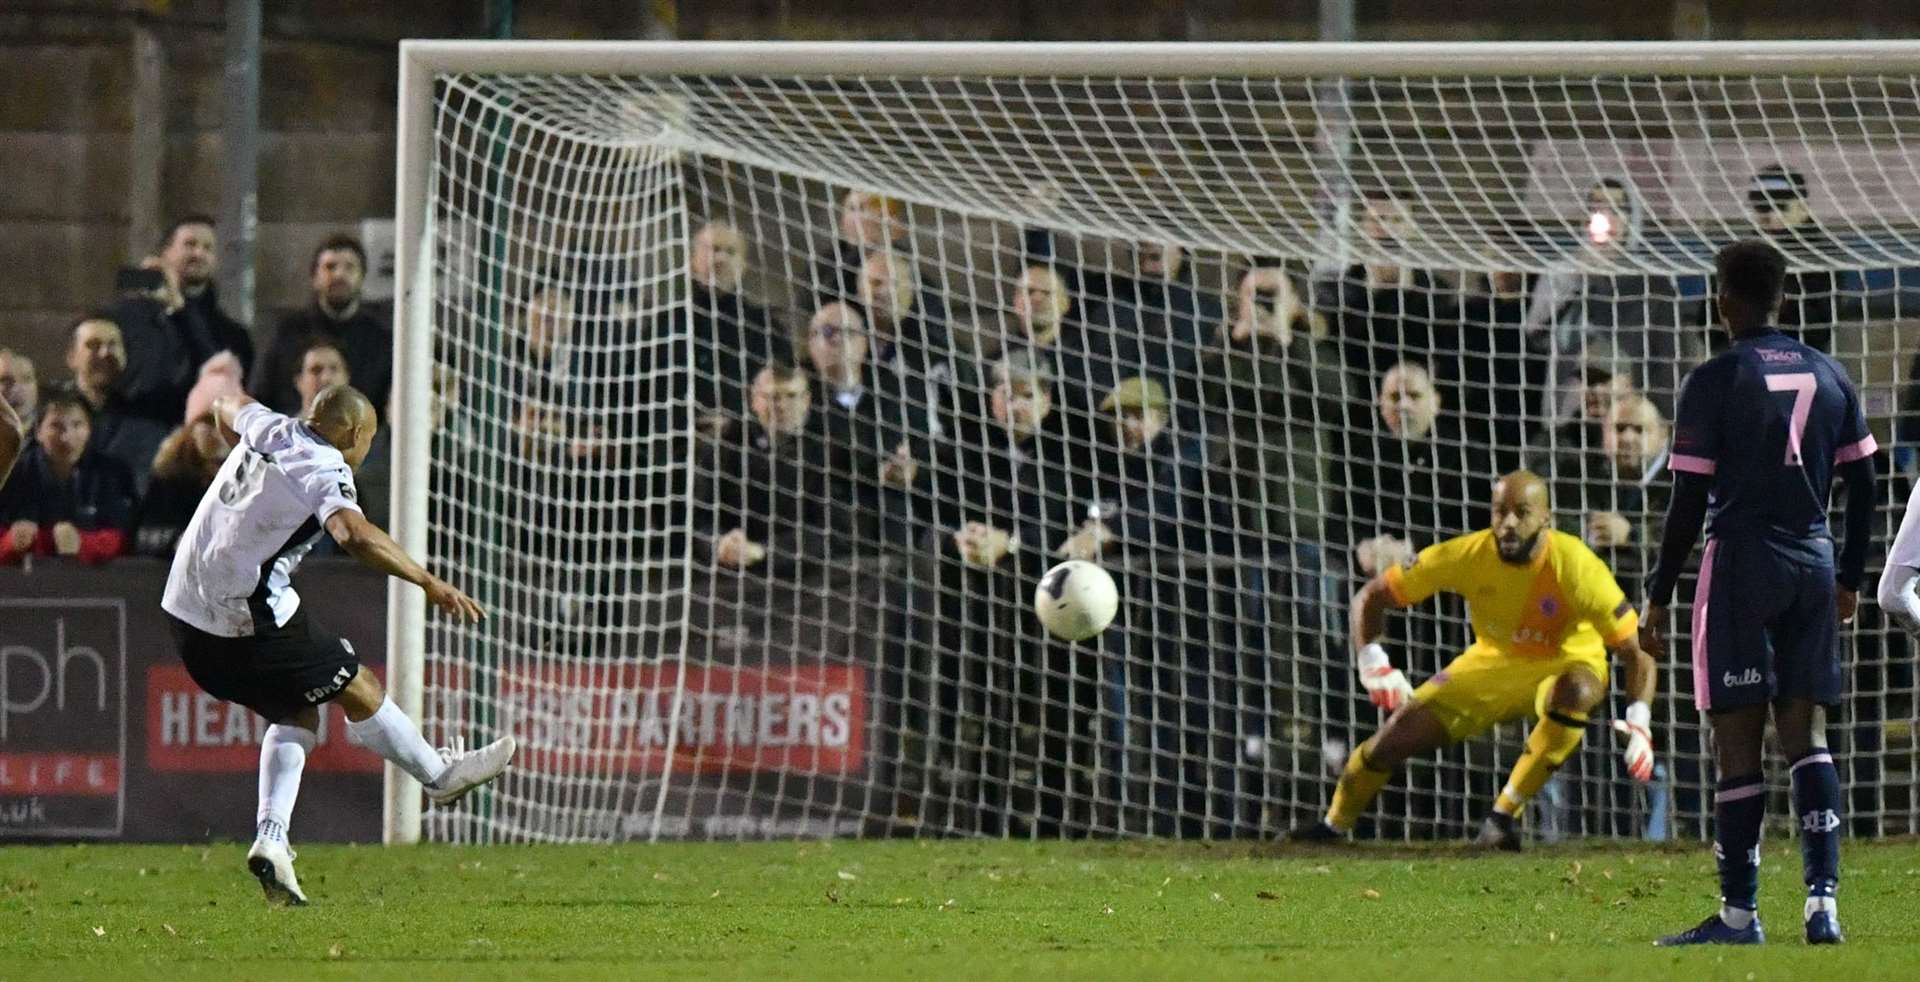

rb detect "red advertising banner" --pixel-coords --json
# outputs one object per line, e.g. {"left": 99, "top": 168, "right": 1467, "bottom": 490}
{"left": 144, "top": 665, "right": 383, "bottom": 773}
{"left": 0, "top": 753, "right": 121, "bottom": 796}
{"left": 493, "top": 662, "right": 866, "bottom": 777}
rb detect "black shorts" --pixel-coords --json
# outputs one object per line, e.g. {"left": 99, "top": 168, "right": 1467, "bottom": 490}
{"left": 1690, "top": 536, "right": 1842, "bottom": 713}
{"left": 168, "top": 610, "right": 360, "bottom": 723}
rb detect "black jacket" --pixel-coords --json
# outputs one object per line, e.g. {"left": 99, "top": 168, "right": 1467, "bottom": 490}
{"left": 1334, "top": 416, "right": 1498, "bottom": 565}
{"left": 946, "top": 408, "right": 1093, "bottom": 583}
{"left": 1022, "top": 227, "right": 1222, "bottom": 408}
{"left": 254, "top": 301, "right": 394, "bottom": 417}
{"left": 698, "top": 416, "right": 870, "bottom": 572}
{"left": 0, "top": 445, "right": 137, "bottom": 540}
{"left": 111, "top": 287, "right": 252, "bottom": 426}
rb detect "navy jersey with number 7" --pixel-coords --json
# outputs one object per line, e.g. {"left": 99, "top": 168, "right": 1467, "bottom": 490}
{"left": 1668, "top": 329, "right": 1876, "bottom": 567}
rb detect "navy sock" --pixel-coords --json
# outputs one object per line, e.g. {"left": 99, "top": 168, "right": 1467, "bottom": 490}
{"left": 1791, "top": 750, "right": 1842, "bottom": 898}
{"left": 1714, "top": 773, "right": 1766, "bottom": 911}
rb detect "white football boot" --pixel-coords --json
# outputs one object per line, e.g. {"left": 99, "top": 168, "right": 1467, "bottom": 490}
{"left": 246, "top": 837, "right": 309, "bottom": 906}
{"left": 426, "top": 736, "right": 518, "bottom": 807}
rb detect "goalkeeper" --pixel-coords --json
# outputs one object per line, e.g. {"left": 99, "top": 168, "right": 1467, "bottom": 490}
{"left": 1290, "top": 470, "right": 1657, "bottom": 848}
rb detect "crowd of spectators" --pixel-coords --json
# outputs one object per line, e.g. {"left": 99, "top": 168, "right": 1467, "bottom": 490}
{"left": 0, "top": 217, "right": 392, "bottom": 567}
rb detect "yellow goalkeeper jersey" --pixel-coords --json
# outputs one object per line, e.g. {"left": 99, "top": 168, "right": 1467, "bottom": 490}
{"left": 1382, "top": 529, "right": 1639, "bottom": 660}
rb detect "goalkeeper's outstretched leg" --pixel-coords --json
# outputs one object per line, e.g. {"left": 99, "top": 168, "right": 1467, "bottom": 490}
{"left": 1286, "top": 702, "right": 1449, "bottom": 842}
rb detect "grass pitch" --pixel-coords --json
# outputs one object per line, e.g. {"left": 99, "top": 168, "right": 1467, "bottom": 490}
{"left": 3, "top": 838, "right": 1919, "bottom": 980}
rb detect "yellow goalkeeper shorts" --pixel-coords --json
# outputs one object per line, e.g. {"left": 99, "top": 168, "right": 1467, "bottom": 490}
{"left": 1410, "top": 643, "right": 1610, "bottom": 743}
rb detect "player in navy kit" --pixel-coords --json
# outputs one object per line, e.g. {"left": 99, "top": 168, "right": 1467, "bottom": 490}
{"left": 1644, "top": 240, "right": 1878, "bottom": 946}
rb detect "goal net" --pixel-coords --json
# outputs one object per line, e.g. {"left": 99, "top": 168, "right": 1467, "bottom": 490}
{"left": 392, "top": 41, "right": 1920, "bottom": 844}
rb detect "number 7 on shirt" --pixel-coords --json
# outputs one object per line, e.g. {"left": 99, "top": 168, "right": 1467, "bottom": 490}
{"left": 1766, "top": 372, "right": 1816, "bottom": 467}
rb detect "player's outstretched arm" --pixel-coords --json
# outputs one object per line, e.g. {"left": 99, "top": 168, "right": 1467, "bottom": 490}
{"left": 323, "top": 508, "right": 485, "bottom": 623}
{"left": 209, "top": 390, "right": 256, "bottom": 432}
{"left": 1350, "top": 576, "right": 1414, "bottom": 711}
{"left": 0, "top": 396, "right": 20, "bottom": 489}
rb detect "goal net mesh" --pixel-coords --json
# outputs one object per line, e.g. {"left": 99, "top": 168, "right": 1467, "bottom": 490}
{"left": 415, "top": 59, "right": 1920, "bottom": 843}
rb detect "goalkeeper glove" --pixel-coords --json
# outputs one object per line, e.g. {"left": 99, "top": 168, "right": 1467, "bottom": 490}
{"left": 1356, "top": 642, "right": 1413, "bottom": 712}
{"left": 1612, "top": 701, "right": 1654, "bottom": 782}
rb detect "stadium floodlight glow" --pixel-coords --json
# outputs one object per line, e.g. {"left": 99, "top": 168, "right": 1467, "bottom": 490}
{"left": 392, "top": 40, "right": 1920, "bottom": 845}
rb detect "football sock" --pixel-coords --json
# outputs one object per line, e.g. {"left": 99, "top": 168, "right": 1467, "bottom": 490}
{"left": 1494, "top": 708, "right": 1587, "bottom": 816}
{"left": 1325, "top": 741, "right": 1392, "bottom": 832}
{"left": 256, "top": 723, "right": 315, "bottom": 837}
{"left": 1714, "top": 773, "right": 1767, "bottom": 915}
{"left": 346, "top": 697, "right": 447, "bottom": 786}
{"left": 1790, "top": 750, "right": 1842, "bottom": 903}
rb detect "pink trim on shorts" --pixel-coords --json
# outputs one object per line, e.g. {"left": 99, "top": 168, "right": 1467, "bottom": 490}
{"left": 1670, "top": 453, "right": 1718, "bottom": 475}
{"left": 1834, "top": 435, "right": 1879, "bottom": 464}
{"left": 1692, "top": 539, "right": 1718, "bottom": 712}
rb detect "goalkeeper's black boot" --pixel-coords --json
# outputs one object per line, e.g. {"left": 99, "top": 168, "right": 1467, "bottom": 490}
{"left": 1472, "top": 811, "right": 1522, "bottom": 851}
{"left": 1285, "top": 821, "right": 1345, "bottom": 844}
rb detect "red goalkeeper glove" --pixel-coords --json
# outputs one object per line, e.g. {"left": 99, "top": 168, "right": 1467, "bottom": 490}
{"left": 1612, "top": 701, "right": 1654, "bottom": 782}
{"left": 1356, "top": 643, "right": 1413, "bottom": 712}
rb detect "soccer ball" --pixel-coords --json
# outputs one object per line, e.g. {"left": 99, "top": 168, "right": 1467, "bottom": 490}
{"left": 1032, "top": 560, "right": 1119, "bottom": 641}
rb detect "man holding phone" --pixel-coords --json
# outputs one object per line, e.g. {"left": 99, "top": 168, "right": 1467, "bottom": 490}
{"left": 109, "top": 214, "right": 254, "bottom": 426}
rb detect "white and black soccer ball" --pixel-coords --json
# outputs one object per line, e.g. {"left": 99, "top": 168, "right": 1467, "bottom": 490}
{"left": 1032, "top": 560, "right": 1119, "bottom": 641}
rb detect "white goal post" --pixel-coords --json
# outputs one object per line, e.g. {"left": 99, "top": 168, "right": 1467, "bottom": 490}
{"left": 388, "top": 40, "right": 1920, "bottom": 845}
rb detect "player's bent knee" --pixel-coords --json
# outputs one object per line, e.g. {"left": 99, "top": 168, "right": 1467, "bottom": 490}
{"left": 1366, "top": 704, "right": 1450, "bottom": 769}
{"left": 1543, "top": 669, "right": 1604, "bottom": 715}
{"left": 335, "top": 668, "right": 388, "bottom": 722}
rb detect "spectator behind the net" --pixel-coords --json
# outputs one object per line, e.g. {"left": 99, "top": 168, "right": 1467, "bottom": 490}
{"left": 944, "top": 350, "right": 1087, "bottom": 583}
{"left": 1184, "top": 263, "right": 1348, "bottom": 551}
{"left": 1053, "top": 376, "right": 1234, "bottom": 563}
{"left": 0, "top": 388, "right": 135, "bottom": 565}
{"left": 1455, "top": 270, "right": 1537, "bottom": 452}
{"left": 1526, "top": 363, "right": 1636, "bottom": 462}
{"left": 253, "top": 235, "right": 392, "bottom": 418}
{"left": 1202, "top": 262, "right": 1350, "bottom": 433}
{"left": 294, "top": 341, "right": 350, "bottom": 416}
{"left": 1319, "top": 189, "right": 1456, "bottom": 389}
{"left": 1524, "top": 177, "right": 1703, "bottom": 425}
{"left": 134, "top": 375, "right": 236, "bottom": 558}
{"left": 65, "top": 314, "right": 170, "bottom": 496}
{"left": 1745, "top": 164, "right": 1862, "bottom": 353}
{"left": 1021, "top": 208, "right": 1222, "bottom": 409}
{"left": 805, "top": 302, "right": 949, "bottom": 546}
{"left": 1006, "top": 264, "right": 1113, "bottom": 435}
{"left": 858, "top": 250, "right": 953, "bottom": 381}
{"left": 684, "top": 220, "right": 788, "bottom": 429}
{"left": 1334, "top": 361, "right": 1496, "bottom": 578}
{"left": 815, "top": 190, "right": 909, "bottom": 310}
{"left": 700, "top": 363, "right": 865, "bottom": 573}
{"left": 0, "top": 348, "right": 40, "bottom": 432}
{"left": 110, "top": 214, "right": 253, "bottom": 425}
{"left": 1547, "top": 394, "right": 1671, "bottom": 597}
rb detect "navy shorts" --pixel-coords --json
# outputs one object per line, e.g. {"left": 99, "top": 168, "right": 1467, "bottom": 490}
{"left": 1690, "top": 536, "right": 1842, "bottom": 712}
{"left": 168, "top": 610, "right": 360, "bottom": 723}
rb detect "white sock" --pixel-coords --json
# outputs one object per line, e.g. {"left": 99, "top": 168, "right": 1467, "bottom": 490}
{"left": 256, "top": 724, "right": 316, "bottom": 840}
{"left": 1720, "top": 904, "right": 1756, "bottom": 930}
{"left": 345, "top": 698, "right": 447, "bottom": 786}
{"left": 1806, "top": 895, "right": 1838, "bottom": 921}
